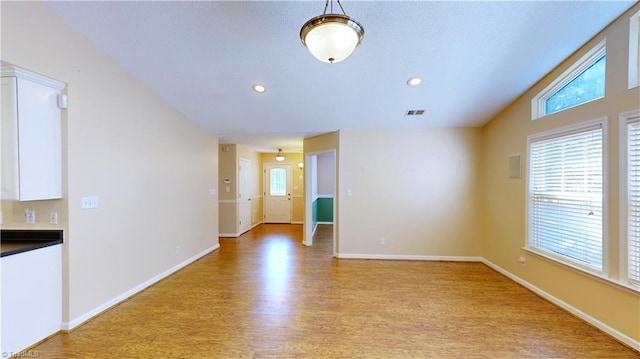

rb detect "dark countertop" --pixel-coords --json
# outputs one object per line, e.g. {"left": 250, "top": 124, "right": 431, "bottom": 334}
{"left": 1, "top": 229, "right": 63, "bottom": 257}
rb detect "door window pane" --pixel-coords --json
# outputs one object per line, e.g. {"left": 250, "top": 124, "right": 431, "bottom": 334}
{"left": 270, "top": 168, "right": 286, "bottom": 196}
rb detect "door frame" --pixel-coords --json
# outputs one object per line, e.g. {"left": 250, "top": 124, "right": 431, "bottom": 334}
{"left": 263, "top": 162, "right": 293, "bottom": 223}
{"left": 238, "top": 157, "right": 251, "bottom": 234}
{"left": 303, "top": 149, "right": 337, "bottom": 257}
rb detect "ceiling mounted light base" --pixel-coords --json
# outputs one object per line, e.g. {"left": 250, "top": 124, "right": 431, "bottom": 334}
{"left": 300, "top": 1, "right": 364, "bottom": 64}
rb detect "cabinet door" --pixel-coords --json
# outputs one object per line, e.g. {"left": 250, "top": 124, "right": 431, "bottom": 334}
{"left": 1, "top": 77, "right": 20, "bottom": 200}
{"left": 16, "top": 77, "right": 62, "bottom": 200}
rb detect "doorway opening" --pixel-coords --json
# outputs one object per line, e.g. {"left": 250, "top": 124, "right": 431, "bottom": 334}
{"left": 304, "top": 150, "right": 336, "bottom": 256}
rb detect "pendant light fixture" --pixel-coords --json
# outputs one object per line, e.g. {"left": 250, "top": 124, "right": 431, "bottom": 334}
{"left": 275, "top": 149, "right": 286, "bottom": 162}
{"left": 300, "top": 0, "right": 364, "bottom": 64}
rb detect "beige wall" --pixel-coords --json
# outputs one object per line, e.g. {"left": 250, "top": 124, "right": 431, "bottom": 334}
{"left": 317, "top": 153, "right": 335, "bottom": 196}
{"left": 218, "top": 144, "right": 237, "bottom": 235}
{"left": 2, "top": 2, "right": 219, "bottom": 325}
{"left": 219, "top": 144, "right": 263, "bottom": 236}
{"left": 482, "top": 4, "right": 640, "bottom": 342}
{"left": 338, "top": 128, "right": 483, "bottom": 257}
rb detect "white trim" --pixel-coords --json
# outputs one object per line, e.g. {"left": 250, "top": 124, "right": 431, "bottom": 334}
{"left": 223, "top": 222, "right": 263, "bottom": 237}
{"left": 250, "top": 221, "right": 263, "bottom": 230}
{"left": 61, "top": 243, "right": 220, "bottom": 331}
{"left": 531, "top": 39, "right": 606, "bottom": 120}
{"left": 629, "top": 10, "right": 640, "bottom": 89}
{"left": 317, "top": 194, "right": 333, "bottom": 199}
{"left": 1, "top": 65, "right": 65, "bottom": 90}
{"left": 336, "top": 253, "right": 483, "bottom": 262}
{"left": 219, "top": 232, "right": 240, "bottom": 238}
{"left": 525, "top": 116, "right": 609, "bottom": 276}
{"left": 317, "top": 221, "right": 333, "bottom": 225}
{"left": 619, "top": 110, "right": 640, "bottom": 287}
{"left": 218, "top": 199, "right": 236, "bottom": 204}
{"left": 481, "top": 258, "right": 640, "bottom": 352}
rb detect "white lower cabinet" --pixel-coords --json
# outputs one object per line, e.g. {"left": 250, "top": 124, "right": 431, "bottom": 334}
{"left": 1, "top": 66, "right": 64, "bottom": 201}
{"left": 1, "top": 245, "right": 62, "bottom": 356}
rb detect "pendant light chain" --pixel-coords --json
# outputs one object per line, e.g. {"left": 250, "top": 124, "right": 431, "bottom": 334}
{"left": 322, "top": 0, "right": 347, "bottom": 16}
{"left": 336, "top": 0, "right": 347, "bottom": 15}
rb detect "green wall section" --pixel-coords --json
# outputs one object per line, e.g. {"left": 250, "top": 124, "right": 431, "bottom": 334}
{"left": 312, "top": 199, "right": 318, "bottom": 230}
{"left": 312, "top": 197, "right": 333, "bottom": 231}
{"left": 317, "top": 197, "right": 333, "bottom": 222}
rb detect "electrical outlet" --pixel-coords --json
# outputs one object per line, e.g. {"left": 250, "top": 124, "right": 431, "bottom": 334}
{"left": 175, "top": 246, "right": 181, "bottom": 255}
{"left": 49, "top": 212, "right": 58, "bottom": 225}
{"left": 518, "top": 256, "right": 526, "bottom": 267}
{"left": 379, "top": 237, "right": 385, "bottom": 245}
{"left": 25, "top": 208, "right": 36, "bottom": 224}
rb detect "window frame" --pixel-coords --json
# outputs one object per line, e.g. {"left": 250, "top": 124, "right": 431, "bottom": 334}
{"left": 525, "top": 117, "right": 609, "bottom": 276}
{"left": 531, "top": 40, "right": 606, "bottom": 120}
{"left": 629, "top": 10, "right": 640, "bottom": 89}
{"left": 619, "top": 109, "right": 640, "bottom": 289}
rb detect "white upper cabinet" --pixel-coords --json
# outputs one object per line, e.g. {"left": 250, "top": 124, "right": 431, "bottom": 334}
{"left": 1, "top": 66, "right": 65, "bottom": 201}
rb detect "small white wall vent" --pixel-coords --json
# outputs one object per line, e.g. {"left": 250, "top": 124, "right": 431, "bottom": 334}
{"left": 405, "top": 110, "right": 425, "bottom": 116}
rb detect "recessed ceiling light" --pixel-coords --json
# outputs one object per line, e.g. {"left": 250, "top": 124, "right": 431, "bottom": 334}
{"left": 407, "top": 77, "right": 422, "bottom": 86}
{"left": 252, "top": 84, "right": 266, "bottom": 93}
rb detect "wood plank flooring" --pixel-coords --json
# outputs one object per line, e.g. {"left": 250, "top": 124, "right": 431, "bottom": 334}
{"left": 27, "top": 224, "right": 639, "bottom": 358}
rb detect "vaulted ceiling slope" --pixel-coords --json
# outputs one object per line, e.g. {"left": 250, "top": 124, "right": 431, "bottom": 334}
{"left": 46, "top": 1, "right": 635, "bottom": 152}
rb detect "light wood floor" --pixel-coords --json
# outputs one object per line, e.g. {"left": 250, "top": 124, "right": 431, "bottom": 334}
{"left": 29, "top": 224, "right": 638, "bottom": 358}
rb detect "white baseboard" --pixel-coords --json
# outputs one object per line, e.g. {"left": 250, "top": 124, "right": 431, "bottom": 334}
{"left": 336, "top": 253, "right": 483, "bottom": 262}
{"left": 61, "top": 243, "right": 220, "bottom": 331}
{"left": 219, "top": 232, "right": 239, "bottom": 238}
{"left": 250, "top": 222, "right": 262, "bottom": 230}
{"left": 480, "top": 258, "right": 640, "bottom": 352}
{"left": 317, "top": 221, "right": 333, "bottom": 224}
{"left": 220, "top": 222, "right": 262, "bottom": 238}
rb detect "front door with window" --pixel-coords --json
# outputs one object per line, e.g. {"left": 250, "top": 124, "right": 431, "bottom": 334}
{"left": 264, "top": 163, "right": 292, "bottom": 223}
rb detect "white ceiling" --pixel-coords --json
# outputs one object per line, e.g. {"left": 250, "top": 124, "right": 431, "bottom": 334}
{"left": 45, "top": 1, "right": 635, "bottom": 153}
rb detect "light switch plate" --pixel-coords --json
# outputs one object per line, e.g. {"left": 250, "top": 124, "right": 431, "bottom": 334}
{"left": 81, "top": 196, "right": 100, "bottom": 209}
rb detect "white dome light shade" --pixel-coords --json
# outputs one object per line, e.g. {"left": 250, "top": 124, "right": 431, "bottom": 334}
{"left": 301, "top": 14, "right": 364, "bottom": 63}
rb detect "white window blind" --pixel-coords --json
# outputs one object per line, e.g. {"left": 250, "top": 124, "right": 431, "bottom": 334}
{"left": 528, "top": 125, "right": 603, "bottom": 270}
{"left": 628, "top": 121, "right": 640, "bottom": 282}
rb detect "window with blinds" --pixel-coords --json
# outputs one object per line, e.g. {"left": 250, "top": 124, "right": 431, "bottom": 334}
{"left": 627, "top": 120, "right": 640, "bottom": 283}
{"left": 527, "top": 121, "right": 604, "bottom": 271}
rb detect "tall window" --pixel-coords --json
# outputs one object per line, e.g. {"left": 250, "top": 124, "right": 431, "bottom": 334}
{"left": 532, "top": 40, "right": 606, "bottom": 120}
{"left": 527, "top": 119, "right": 606, "bottom": 272}
{"left": 622, "top": 111, "right": 640, "bottom": 286}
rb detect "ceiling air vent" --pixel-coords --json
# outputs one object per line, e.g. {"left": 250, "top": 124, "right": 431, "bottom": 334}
{"left": 405, "top": 109, "right": 425, "bottom": 116}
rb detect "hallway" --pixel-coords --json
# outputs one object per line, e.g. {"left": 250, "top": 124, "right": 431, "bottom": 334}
{"left": 28, "top": 224, "right": 637, "bottom": 358}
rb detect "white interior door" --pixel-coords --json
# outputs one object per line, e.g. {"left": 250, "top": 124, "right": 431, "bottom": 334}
{"left": 238, "top": 158, "right": 251, "bottom": 234}
{"left": 264, "top": 163, "right": 292, "bottom": 223}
